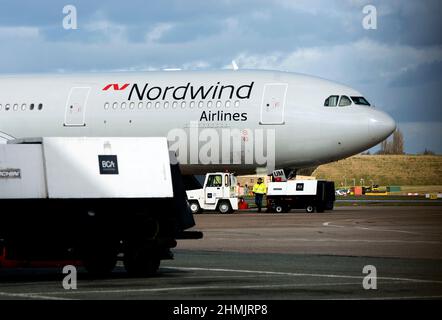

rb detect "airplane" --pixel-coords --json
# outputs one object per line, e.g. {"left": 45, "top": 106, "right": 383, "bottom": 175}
{"left": 0, "top": 69, "right": 396, "bottom": 175}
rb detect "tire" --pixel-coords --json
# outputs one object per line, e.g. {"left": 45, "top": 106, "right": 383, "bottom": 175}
{"left": 82, "top": 244, "right": 117, "bottom": 276}
{"left": 275, "top": 205, "right": 284, "bottom": 213}
{"left": 218, "top": 201, "right": 232, "bottom": 214}
{"left": 189, "top": 201, "right": 201, "bottom": 214}
{"left": 305, "top": 205, "right": 315, "bottom": 213}
{"left": 124, "top": 242, "right": 160, "bottom": 277}
{"left": 325, "top": 201, "right": 334, "bottom": 211}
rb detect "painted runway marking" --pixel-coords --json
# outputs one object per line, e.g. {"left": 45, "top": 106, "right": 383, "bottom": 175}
{"left": 0, "top": 281, "right": 397, "bottom": 298}
{"left": 323, "top": 222, "right": 344, "bottom": 228}
{"left": 322, "top": 221, "right": 424, "bottom": 235}
{"left": 355, "top": 226, "right": 423, "bottom": 235}
{"left": 0, "top": 291, "right": 71, "bottom": 300}
{"left": 167, "top": 266, "right": 442, "bottom": 284}
{"left": 209, "top": 237, "right": 441, "bottom": 244}
{"left": 1, "top": 267, "right": 440, "bottom": 299}
{"left": 0, "top": 282, "right": 364, "bottom": 296}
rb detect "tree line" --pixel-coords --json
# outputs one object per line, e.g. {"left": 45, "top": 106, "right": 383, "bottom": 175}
{"left": 366, "top": 128, "right": 436, "bottom": 155}
{"left": 377, "top": 128, "right": 404, "bottom": 155}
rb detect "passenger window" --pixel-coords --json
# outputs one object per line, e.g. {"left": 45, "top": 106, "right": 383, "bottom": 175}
{"left": 5, "top": 104, "right": 10, "bottom": 111}
{"left": 339, "top": 96, "right": 352, "bottom": 107}
{"left": 147, "top": 102, "right": 152, "bottom": 109}
{"left": 129, "top": 102, "right": 135, "bottom": 109}
{"left": 324, "top": 95, "right": 339, "bottom": 107}
{"left": 138, "top": 102, "right": 144, "bottom": 109}
{"left": 30, "top": 103, "right": 35, "bottom": 110}
{"left": 155, "top": 101, "right": 160, "bottom": 109}
{"left": 216, "top": 101, "right": 222, "bottom": 108}
{"left": 224, "top": 174, "right": 229, "bottom": 187}
{"left": 190, "top": 101, "right": 195, "bottom": 108}
{"left": 0, "top": 104, "right": 2, "bottom": 110}
{"left": 21, "top": 104, "right": 26, "bottom": 111}
{"left": 181, "top": 101, "right": 186, "bottom": 108}
{"left": 198, "top": 101, "right": 204, "bottom": 108}
{"left": 164, "top": 101, "right": 169, "bottom": 109}
{"left": 38, "top": 103, "right": 43, "bottom": 110}
{"left": 172, "top": 101, "right": 178, "bottom": 109}
{"left": 225, "top": 100, "right": 231, "bottom": 108}
{"left": 13, "top": 104, "right": 18, "bottom": 111}
{"left": 112, "top": 102, "right": 118, "bottom": 109}
{"left": 207, "top": 101, "right": 213, "bottom": 108}
{"left": 234, "top": 100, "right": 240, "bottom": 108}
{"left": 207, "top": 175, "right": 222, "bottom": 187}
{"left": 121, "top": 102, "right": 127, "bottom": 109}
{"left": 104, "top": 102, "right": 109, "bottom": 110}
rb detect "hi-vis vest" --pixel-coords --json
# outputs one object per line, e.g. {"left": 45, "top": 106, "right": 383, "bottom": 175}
{"left": 253, "top": 183, "right": 267, "bottom": 194}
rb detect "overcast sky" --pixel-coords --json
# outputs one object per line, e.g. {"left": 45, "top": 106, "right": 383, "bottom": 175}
{"left": 0, "top": 0, "right": 441, "bottom": 153}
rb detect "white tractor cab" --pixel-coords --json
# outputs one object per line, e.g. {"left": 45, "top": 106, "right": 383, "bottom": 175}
{"left": 186, "top": 172, "right": 238, "bottom": 214}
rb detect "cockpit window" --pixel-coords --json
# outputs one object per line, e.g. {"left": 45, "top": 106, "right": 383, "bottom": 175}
{"left": 338, "top": 96, "right": 352, "bottom": 107}
{"left": 351, "top": 96, "right": 371, "bottom": 106}
{"left": 324, "top": 95, "right": 339, "bottom": 107}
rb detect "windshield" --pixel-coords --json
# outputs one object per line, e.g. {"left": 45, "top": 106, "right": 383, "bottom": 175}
{"left": 351, "top": 96, "right": 371, "bottom": 106}
{"left": 206, "top": 175, "right": 222, "bottom": 187}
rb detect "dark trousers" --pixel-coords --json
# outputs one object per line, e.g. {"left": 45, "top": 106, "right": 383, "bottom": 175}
{"left": 255, "top": 193, "right": 264, "bottom": 212}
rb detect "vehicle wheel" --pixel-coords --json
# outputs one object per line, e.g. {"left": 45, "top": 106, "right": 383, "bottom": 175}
{"left": 275, "top": 205, "right": 284, "bottom": 213}
{"left": 83, "top": 245, "right": 117, "bottom": 276}
{"left": 325, "top": 201, "right": 334, "bottom": 211}
{"left": 124, "top": 243, "right": 160, "bottom": 277}
{"left": 218, "top": 201, "right": 232, "bottom": 214}
{"left": 189, "top": 201, "right": 201, "bottom": 214}
{"left": 305, "top": 205, "right": 315, "bottom": 213}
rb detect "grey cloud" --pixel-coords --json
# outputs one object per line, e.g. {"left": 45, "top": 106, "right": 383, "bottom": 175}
{"left": 390, "top": 61, "right": 442, "bottom": 88}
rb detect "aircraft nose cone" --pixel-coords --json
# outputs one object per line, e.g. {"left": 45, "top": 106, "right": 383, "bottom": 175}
{"left": 368, "top": 110, "right": 396, "bottom": 143}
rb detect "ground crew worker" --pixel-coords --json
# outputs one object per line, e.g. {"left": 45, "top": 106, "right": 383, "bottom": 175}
{"left": 253, "top": 178, "right": 266, "bottom": 212}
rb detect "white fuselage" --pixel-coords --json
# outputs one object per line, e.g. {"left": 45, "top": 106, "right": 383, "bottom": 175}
{"left": 0, "top": 70, "right": 395, "bottom": 174}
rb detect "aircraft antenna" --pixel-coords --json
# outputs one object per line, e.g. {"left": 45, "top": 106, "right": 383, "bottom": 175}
{"left": 231, "top": 60, "right": 239, "bottom": 71}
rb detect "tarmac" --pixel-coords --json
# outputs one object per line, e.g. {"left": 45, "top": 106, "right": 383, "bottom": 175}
{"left": 0, "top": 206, "right": 441, "bottom": 300}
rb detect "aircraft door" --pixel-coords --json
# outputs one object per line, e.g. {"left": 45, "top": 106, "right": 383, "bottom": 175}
{"left": 205, "top": 174, "right": 223, "bottom": 205}
{"left": 64, "top": 87, "right": 90, "bottom": 126}
{"left": 260, "top": 83, "right": 288, "bottom": 125}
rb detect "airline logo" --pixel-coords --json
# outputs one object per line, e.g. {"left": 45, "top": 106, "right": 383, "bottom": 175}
{"left": 102, "top": 83, "right": 130, "bottom": 91}
{"left": 102, "top": 82, "right": 254, "bottom": 101}
{"left": 102, "top": 81, "right": 254, "bottom": 122}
